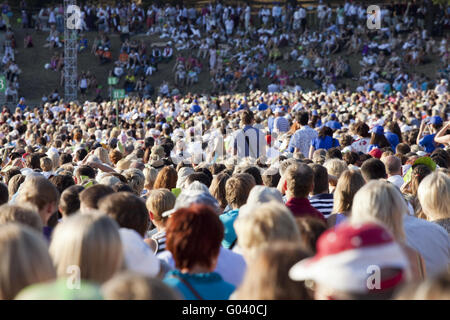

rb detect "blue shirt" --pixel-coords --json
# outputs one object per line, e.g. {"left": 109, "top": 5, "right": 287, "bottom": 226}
{"left": 419, "top": 134, "right": 443, "bottom": 153}
{"left": 219, "top": 209, "right": 239, "bottom": 249}
{"left": 258, "top": 103, "right": 269, "bottom": 111}
{"left": 385, "top": 131, "right": 399, "bottom": 151}
{"left": 312, "top": 136, "right": 339, "bottom": 150}
{"left": 164, "top": 270, "right": 235, "bottom": 300}
{"left": 325, "top": 120, "right": 342, "bottom": 130}
{"left": 190, "top": 104, "right": 201, "bottom": 113}
{"left": 17, "top": 103, "right": 26, "bottom": 111}
{"left": 367, "top": 144, "right": 379, "bottom": 152}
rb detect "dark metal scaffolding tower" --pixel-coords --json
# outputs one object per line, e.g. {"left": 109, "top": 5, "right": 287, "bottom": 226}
{"left": 64, "top": 0, "right": 78, "bottom": 102}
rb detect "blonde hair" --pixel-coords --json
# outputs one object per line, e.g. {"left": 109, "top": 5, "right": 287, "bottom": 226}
{"left": 143, "top": 166, "right": 158, "bottom": 189}
{"left": 40, "top": 157, "right": 53, "bottom": 172}
{"left": 418, "top": 172, "right": 450, "bottom": 221}
{"left": 0, "top": 204, "right": 43, "bottom": 232}
{"left": 323, "top": 159, "right": 348, "bottom": 180}
{"left": 0, "top": 224, "right": 56, "bottom": 299}
{"left": 17, "top": 176, "right": 59, "bottom": 211}
{"left": 351, "top": 180, "right": 408, "bottom": 241}
{"left": 332, "top": 170, "right": 365, "bottom": 214}
{"left": 122, "top": 168, "right": 145, "bottom": 195}
{"left": 116, "top": 159, "right": 131, "bottom": 171}
{"left": 49, "top": 213, "right": 123, "bottom": 284}
{"left": 102, "top": 272, "right": 180, "bottom": 300}
{"left": 145, "top": 189, "right": 176, "bottom": 223}
{"left": 234, "top": 201, "right": 301, "bottom": 260}
{"left": 94, "top": 147, "right": 111, "bottom": 165}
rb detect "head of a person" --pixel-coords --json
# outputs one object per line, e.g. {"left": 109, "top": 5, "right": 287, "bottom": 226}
{"left": 7, "top": 174, "right": 25, "bottom": 200}
{"left": 186, "top": 172, "right": 210, "bottom": 188}
{"left": 16, "top": 176, "right": 59, "bottom": 226}
{"left": 145, "top": 188, "right": 176, "bottom": 229}
{"left": 323, "top": 159, "right": 348, "bottom": 183}
{"left": 122, "top": 168, "right": 145, "bottom": 196}
{"left": 209, "top": 172, "right": 230, "bottom": 210}
{"left": 40, "top": 157, "right": 53, "bottom": 172}
{"left": 233, "top": 242, "right": 311, "bottom": 300}
{"left": 0, "top": 182, "right": 8, "bottom": 206}
{"left": 241, "top": 110, "right": 254, "bottom": 126}
{"left": 234, "top": 201, "right": 301, "bottom": 261}
{"left": 98, "top": 192, "right": 149, "bottom": 238}
{"left": 350, "top": 180, "right": 408, "bottom": 241}
{"left": 382, "top": 155, "right": 402, "bottom": 177}
{"left": 396, "top": 143, "right": 411, "bottom": 155}
{"left": 418, "top": 171, "right": 450, "bottom": 221}
{"left": 297, "top": 111, "right": 309, "bottom": 126}
{"left": 236, "top": 166, "right": 263, "bottom": 185}
{"left": 309, "top": 164, "right": 329, "bottom": 195}
{"left": 79, "top": 184, "right": 114, "bottom": 212}
{"left": 0, "top": 223, "right": 56, "bottom": 299}
{"left": 409, "top": 164, "right": 433, "bottom": 197}
{"left": 360, "top": 158, "right": 387, "bottom": 182}
{"left": 49, "top": 174, "right": 75, "bottom": 194}
{"left": 109, "top": 149, "right": 123, "bottom": 165}
{"left": 143, "top": 166, "right": 158, "bottom": 190}
{"left": 0, "top": 204, "right": 43, "bottom": 232}
{"left": 59, "top": 185, "right": 85, "bottom": 218}
{"left": 166, "top": 204, "right": 224, "bottom": 272}
{"left": 153, "top": 166, "right": 178, "bottom": 190}
{"left": 49, "top": 213, "right": 123, "bottom": 284}
{"left": 333, "top": 170, "right": 366, "bottom": 215}
{"left": 262, "top": 167, "right": 281, "bottom": 188}
{"left": 295, "top": 217, "right": 328, "bottom": 254}
{"left": 289, "top": 223, "right": 410, "bottom": 300}
{"left": 102, "top": 272, "right": 180, "bottom": 300}
{"left": 318, "top": 126, "right": 333, "bottom": 138}
{"left": 284, "top": 163, "right": 314, "bottom": 199}
{"left": 225, "top": 173, "right": 256, "bottom": 210}
{"left": 354, "top": 122, "right": 370, "bottom": 138}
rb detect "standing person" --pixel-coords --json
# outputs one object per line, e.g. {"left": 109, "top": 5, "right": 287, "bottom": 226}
{"left": 383, "top": 155, "right": 404, "bottom": 189}
{"left": 289, "top": 112, "right": 318, "bottom": 158}
{"left": 163, "top": 205, "right": 235, "bottom": 300}
{"left": 417, "top": 116, "right": 445, "bottom": 153}
{"left": 309, "top": 126, "right": 340, "bottom": 159}
{"left": 232, "top": 110, "right": 266, "bottom": 159}
{"left": 308, "top": 164, "right": 334, "bottom": 218}
{"left": 284, "top": 163, "right": 326, "bottom": 222}
{"left": 273, "top": 108, "right": 289, "bottom": 134}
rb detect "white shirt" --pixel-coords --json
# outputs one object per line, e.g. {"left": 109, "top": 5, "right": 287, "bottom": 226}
{"left": 157, "top": 246, "right": 247, "bottom": 287}
{"left": 387, "top": 175, "right": 404, "bottom": 189}
{"left": 403, "top": 214, "right": 450, "bottom": 277}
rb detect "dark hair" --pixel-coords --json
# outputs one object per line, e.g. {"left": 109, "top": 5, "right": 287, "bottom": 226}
{"left": 285, "top": 163, "right": 314, "bottom": 198}
{"left": 112, "top": 182, "right": 134, "bottom": 193}
{"left": 297, "top": 112, "right": 309, "bottom": 126}
{"left": 187, "top": 172, "right": 211, "bottom": 188}
{"left": 396, "top": 143, "right": 411, "bottom": 155}
{"left": 194, "top": 167, "right": 213, "bottom": 187}
{"left": 59, "top": 185, "right": 84, "bottom": 217}
{"left": 369, "top": 132, "right": 390, "bottom": 149}
{"left": 4, "top": 168, "right": 21, "bottom": 185}
{"left": 239, "top": 166, "right": 263, "bottom": 185}
{"left": 354, "top": 122, "right": 370, "bottom": 138}
{"left": 241, "top": 110, "right": 254, "bottom": 125}
{"left": 0, "top": 183, "right": 8, "bottom": 205}
{"left": 59, "top": 153, "right": 73, "bottom": 166}
{"left": 343, "top": 151, "right": 359, "bottom": 165}
{"left": 26, "top": 153, "right": 41, "bottom": 169}
{"left": 210, "top": 163, "right": 226, "bottom": 175}
{"left": 361, "top": 159, "right": 387, "bottom": 182}
{"left": 49, "top": 174, "right": 75, "bottom": 194}
{"left": 77, "top": 165, "right": 96, "bottom": 180}
{"left": 326, "top": 147, "right": 342, "bottom": 160}
{"left": 98, "top": 192, "right": 149, "bottom": 237}
{"left": 76, "top": 148, "right": 88, "bottom": 162}
{"left": 318, "top": 126, "right": 333, "bottom": 138}
{"left": 309, "top": 164, "right": 329, "bottom": 195}
{"left": 166, "top": 204, "right": 224, "bottom": 270}
{"left": 79, "top": 184, "right": 114, "bottom": 210}
{"left": 295, "top": 217, "right": 327, "bottom": 254}
{"left": 262, "top": 170, "right": 281, "bottom": 188}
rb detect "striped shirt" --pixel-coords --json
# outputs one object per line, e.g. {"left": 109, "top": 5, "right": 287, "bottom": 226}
{"left": 273, "top": 116, "right": 290, "bottom": 133}
{"left": 151, "top": 230, "right": 167, "bottom": 254}
{"left": 309, "top": 193, "right": 334, "bottom": 218}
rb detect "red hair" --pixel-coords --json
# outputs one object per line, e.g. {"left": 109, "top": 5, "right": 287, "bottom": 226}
{"left": 166, "top": 204, "right": 224, "bottom": 270}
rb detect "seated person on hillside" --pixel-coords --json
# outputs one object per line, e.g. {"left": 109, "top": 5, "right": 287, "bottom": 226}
{"left": 162, "top": 45, "right": 173, "bottom": 62}
{"left": 101, "top": 47, "right": 112, "bottom": 65}
{"left": 45, "top": 25, "right": 62, "bottom": 48}
{"left": 95, "top": 46, "right": 104, "bottom": 58}
{"left": 5, "top": 84, "right": 17, "bottom": 102}
{"left": 114, "top": 62, "right": 125, "bottom": 78}
{"left": 23, "top": 33, "right": 33, "bottom": 48}
{"left": 152, "top": 47, "right": 162, "bottom": 63}
{"left": 78, "top": 38, "right": 88, "bottom": 53}
{"left": 124, "top": 72, "right": 136, "bottom": 93}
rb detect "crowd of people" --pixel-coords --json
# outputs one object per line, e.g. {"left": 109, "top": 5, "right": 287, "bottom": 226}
{"left": 0, "top": 80, "right": 448, "bottom": 300}
{"left": 0, "top": 0, "right": 448, "bottom": 301}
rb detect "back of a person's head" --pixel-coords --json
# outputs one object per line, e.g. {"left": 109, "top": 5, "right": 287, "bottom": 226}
{"left": 186, "top": 172, "right": 210, "bottom": 188}
{"left": 146, "top": 188, "right": 176, "bottom": 224}
{"left": 262, "top": 167, "right": 280, "bottom": 188}
{"left": 351, "top": 180, "right": 408, "bottom": 241}
{"left": 49, "top": 213, "right": 123, "bottom": 284}
{"left": 0, "top": 182, "right": 8, "bottom": 206}
{"left": 297, "top": 111, "right": 309, "bottom": 126}
{"left": 153, "top": 166, "right": 177, "bottom": 190}
{"left": 0, "top": 223, "right": 56, "bottom": 299}
{"left": 382, "top": 155, "right": 402, "bottom": 176}
{"left": 225, "top": 173, "right": 256, "bottom": 209}
{"left": 309, "top": 164, "right": 329, "bottom": 195}
{"left": 59, "top": 185, "right": 85, "bottom": 218}
{"left": 49, "top": 174, "right": 75, "bottom": 194}
{"left": 418, "top": 171, "right": 450, "bottom": 221}
{"left": 17, "top": 176, "right": 59, "bottom": 212}
{"left": 235, "top": 201, "right": 301, "bottom": 259}
{"left": 0, "top": 204, "right": 43, "bottom": 232}
{"left": 333, "top": 170, "right": 366, "bottom": 214}
{"left": 233, "top": 241, "right": 311, "bottom": 300}
{"left": 79, "top": 184, "right": 114, "bottom": 211}
{"left": 122, "top": 168, "right": 145, "bottom": 195}
{"left": 238, "top": 166, "right": 263, "bottom": 185}
{"left": 360, "top": 158, "right": 387, "bottom": 182}
{"left": 323, "top": 158, "right": 347, "bottom": 180}
{"left": 285, "top": 163, "right": 314, "bottom": 198}
{"left": 102, "top": 272, "right": 180, "bottom": 300}
{"left": 98, "top": 192, "right": 149, "bottom": 237}
{"left": 208, "top": 172, "right": 230, "bottom": 210}
{"left": 295, "top": 217, "right": 327, "bottom": 254}
{"left": 396, "top": 143, "right": 411, "bottom": 155}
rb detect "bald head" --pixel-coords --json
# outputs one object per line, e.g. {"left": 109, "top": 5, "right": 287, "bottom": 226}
{"left": 383, "top": 155, "right": 402, "bottom": 177}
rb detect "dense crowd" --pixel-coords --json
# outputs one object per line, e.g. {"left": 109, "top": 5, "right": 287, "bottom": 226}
{"left": 0, "top": 1, "right": 449, "bottom": 301}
